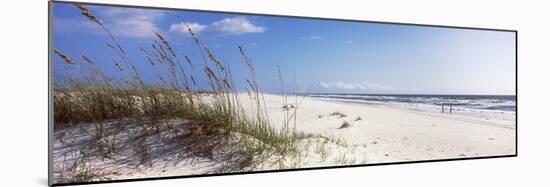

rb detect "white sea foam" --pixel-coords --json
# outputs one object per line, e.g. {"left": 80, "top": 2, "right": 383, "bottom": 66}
{"left": 309, "top": 94, "right": 516, "bottom": 121}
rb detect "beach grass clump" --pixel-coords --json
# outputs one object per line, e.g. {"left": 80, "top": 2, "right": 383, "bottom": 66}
{"left": 333, "top": 152, "right": 356, "bottom": 165}
{"left": 53, "top": 4, "right": 307, "bottom": 182}
{"left": 329, "top": 111, "right": 347, "bottom": 118}
{"left": 54, "top": 147, "right": 109, "bottom": 184}
{"left": 337, "top": 121, "right": 351, "bottom": 129}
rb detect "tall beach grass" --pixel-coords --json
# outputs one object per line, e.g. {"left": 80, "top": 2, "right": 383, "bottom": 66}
{"left": 53, "top": 4, "right": 310, "bottom": 182}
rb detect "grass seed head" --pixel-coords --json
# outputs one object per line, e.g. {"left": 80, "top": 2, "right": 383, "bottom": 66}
{"left": 81, "top": 54, "right": 94, "bottom": 64}
{"left": 74, "top": 4, "right": 102, "bottom": 26}
{"left": 54, "top": 49, "right": 74, "bottom": 65}
{"left": 112, "top": 59, "right": 124, "bottom": 71}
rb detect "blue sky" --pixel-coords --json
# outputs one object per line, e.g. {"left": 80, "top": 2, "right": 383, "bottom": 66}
{"left": 53, "top": 3, "right": 516, "bottom": 95}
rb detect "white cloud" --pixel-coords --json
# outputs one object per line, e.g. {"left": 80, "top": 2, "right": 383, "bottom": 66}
{"left": 169, "top": 22, "right": 207, "bottom": 34}
{"left": 56, "top": 7, "right": 264, "bottom": 38}
{"left": 93, "top": 7, "right": 165, "bottom": 38}
{"left": 319, "top": 81, "right": 393, "bottom": 91}
{"left": 210, "top": 17, "right": 265, "bottom": 34}
{"left": 55, "top": 6, "right": 165, "bottom": 38}
{"left": 169, "top": 16, "right": 265, "bottom": 36}
{"left": 303, "top": 35, "right": 322, "bottom": 40}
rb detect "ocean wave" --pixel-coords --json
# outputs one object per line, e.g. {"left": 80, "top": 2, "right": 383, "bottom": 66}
{"left": 309, "top": 94, "right": 516, "bottom": 112}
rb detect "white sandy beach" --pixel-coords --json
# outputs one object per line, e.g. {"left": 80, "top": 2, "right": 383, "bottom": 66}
{"left": 254, "top": 94, "right": 515, "bottom": 165}
{"left": 53, "top": 93, "right": 515, "bottom": 183}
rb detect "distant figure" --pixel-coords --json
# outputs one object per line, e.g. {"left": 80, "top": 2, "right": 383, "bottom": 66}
{"left": 450, "top": 104, "right": 453, "bottom": 114}
{"left": 441, "top": 105, "right": 445, "bottom": 113}
{"left": 281, "top": 105, "right": 288, "bottom": 111}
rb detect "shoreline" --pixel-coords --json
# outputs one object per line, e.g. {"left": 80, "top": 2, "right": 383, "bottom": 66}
{"left": 306, "top": 94, "right": 516, "bottom": 125}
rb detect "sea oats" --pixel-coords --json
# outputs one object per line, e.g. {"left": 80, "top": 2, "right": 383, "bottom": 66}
{"left": 154, "top": 41, "right": 175, "bottom": 67}
{"left": 81, "top": 54, "right": 94, "bottom": 64}
{"left": 277, "top": 64, "right": 283, "bottom": 80}
{"left": 144, "top": 56, "right": 155, "bottom": 66}
{"left": 223, "top": 79, "right": 231, "bottom": 88}
{"left": 204, "top": 47, "right": 224, "bottom": 72}
{"left": 238, "top": 45, "right": 255, "bottom": 73}
{"left": 74, "top": 4, "right": 102, "bottom": 26}
{"left": 245, "top": 87, "right": 252, "bottom": 97}
{"left": 183, "top": 22, "right": 201, "bottom": 45}
{"left": 55, "top": 5, "right": 306, "bottom": 178}
{"left": 184, "top": 55, "right": 194, "bottom": 68}
{"left": 190, "top": 76, "right": 197, "bottom": 86}
{"left": 54, "top": 49, "right": 74, "bottom": 65}
{"left": 204, "top": 66, "right": 218, "bottom": 82}
{"left": 139, "top": 47, "right": 155, "bottom": 66}
{"left": 157, "top": 76, "right": 168, "bottom": 85}
{"left": 112, "top": 59, "right": 124, "bottom": 71}
{"left": 150, "top": 43, "right": 164, "bottom": 65}
{"left": 105, "top": 42, "right": 117, "bottom": 51}
{"left": 154, "top": 32, "right": 177, "bottom": 58}
{"left": 246, "top": 79, "right": 256, "bottom": 91}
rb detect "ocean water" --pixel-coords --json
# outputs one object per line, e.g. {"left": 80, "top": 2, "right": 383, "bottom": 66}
{"left": 308, "top": 94, "right": 516, "bottom": 114}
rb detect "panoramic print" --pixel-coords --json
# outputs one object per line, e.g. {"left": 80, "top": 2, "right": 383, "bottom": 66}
{"left": 51, "top": 2, "right": 516, "bottom": 184}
